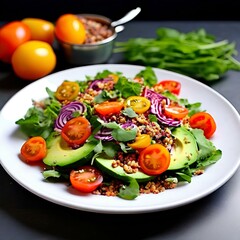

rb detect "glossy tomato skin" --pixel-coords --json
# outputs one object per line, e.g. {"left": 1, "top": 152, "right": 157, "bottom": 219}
{"left": 11, "top": 40, "right": 56, "bottom": 80}
{"left": 164, "top": 105, "right": 189, "bottom": 120}
{"left": 0, "top": 21, "right": 31, "bottom": 63}
{"left": 189, "top": 112, "right": 216, "bottom": 139}
{"left": 128, "top": 134, "right": 151, "bottom": 151}
{"left": 70, "top": 166, "right": 103, "bottom": 193}
{"left": 61, "top": 116, "right": 91, "bottom": 147}
{"left": 55, "top": 14, "right": 86, "bottom": 44}
{"left": 139, "top": 144, "right": 170, "bottom": 175}
{"left": 22, "top": 18, "right": 55, "bottom": 45}
{"left": 154, "top": 80, "right": 181, "bottom": 95}
{"left": 94, "top": 101, "right": 124, "bottom": 116}
{"left": 20, "top": 136, "right": 47, "bottom": 162}
{"left": 124, "top": 96, "right": 151, "bottom": 114}
{"left": 55, "top": 81, "right": 80, "bottom": 101}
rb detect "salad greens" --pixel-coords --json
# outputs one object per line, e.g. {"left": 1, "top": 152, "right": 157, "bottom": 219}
{"left": 16, "top": 66, "right": 222, "bottom": 200}
{"left": 115, "top": 27, "right": 240, "bottom": 81}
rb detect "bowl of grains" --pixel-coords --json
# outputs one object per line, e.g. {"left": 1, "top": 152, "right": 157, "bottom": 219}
{"left": 56, "top": 13, "right": 123, "bottom": 65}
{"left": 55, "top": 8, "right": 141, "bottom": 65}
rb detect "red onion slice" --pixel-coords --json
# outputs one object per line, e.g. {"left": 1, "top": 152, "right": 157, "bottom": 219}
{"left": 143, "top": 87, "right": 180, "bottom": 127}
{"left": 94, "top": 127, "right": 113, "bottom": 141}
{"left": 88, "top": 78, "right": 113, "bottom": 91}
{"left": 54, "top": 101, "right": 87, "bottom": 131}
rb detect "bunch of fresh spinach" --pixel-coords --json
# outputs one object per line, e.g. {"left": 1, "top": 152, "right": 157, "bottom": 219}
{"left": 115, "top": 28, "right": 240, "bottom": 81}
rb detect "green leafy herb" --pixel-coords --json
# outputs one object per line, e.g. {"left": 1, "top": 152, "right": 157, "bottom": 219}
{"left": 43, "top": 170, "right": 61, "bottom": 179}
{"left": 15, "top": 97, "right": 61, "bottom": 139}
{"left": 111, "top": 125, "right": 137, "bottom": 142}
{"left": 94, "top": 90, "right": 118, "bottom": 103}
{"left": 115, "top": 27, "right": 240, "bottom": 81}
{"left": 118, "top": 177, "right": 139, "bottom": 200}
{"left": 122, "top": 107, "right": 138, "bottom": 118}
{"left": 135, "top": 66, "right": 157, "bottom": 86}
{"left": 115, "top": 76, "right": 142, "bottom": 98}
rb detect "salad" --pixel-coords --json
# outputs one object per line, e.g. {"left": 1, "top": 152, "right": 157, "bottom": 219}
{"left": 16, "top": 66, "right": 222, "bottom": 200}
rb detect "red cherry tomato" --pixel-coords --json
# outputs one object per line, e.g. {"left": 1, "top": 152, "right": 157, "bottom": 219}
{"left": 0, "top": 21, "right": 31, "bottom": 63}
{"left": 70, "top": 166, "right": 103, "bottom": 193}
{"left": 61, "top": 116, "right": 91, "bottom": 147}
{"left": 20, "top": 136, "right": 47, "bottom": 162}
{"left": 138, "top": 144, "right": 170, "bottom": 175}
{"left": 154, "top": 80, "right": 181, "bottom": 95}
{"left": 94, "top": 101, "right": 124, "bottom": 116}
{"left": 189, "top": 112, "right": 216, "bottom": 139}
{"left": 164, "top": 105, "right": 189, "bottom": 120}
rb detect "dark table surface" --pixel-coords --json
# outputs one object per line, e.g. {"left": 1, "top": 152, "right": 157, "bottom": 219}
{"left": 0, "top": 21, "right": 240, "bottom": 240}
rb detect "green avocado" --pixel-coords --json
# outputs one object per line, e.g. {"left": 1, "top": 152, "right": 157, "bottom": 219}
{"left": 43, "top": 135, "right": 96, "bottom": 167}
{"left": 95, "top": 158, "right": 154, "bottom": 182}
{"left": 168, "top": 126, "right": 198, "bottom": 170}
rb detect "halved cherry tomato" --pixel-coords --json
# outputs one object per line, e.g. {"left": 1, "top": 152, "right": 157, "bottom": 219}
{"left": 154, "top": 80, "right": 181, "bottom": 95}
{"left": 55, "top": 81, "right": 80, "bottom": 101}
{"left": 20, "top": 136, "right": 47, "bottom": 162}
{"left": 128, "top": 134, "right": 151, "bottom": 151}
{"left": 94, "top": 101, "right": 124, "bottom": 116}
{"left": 164, "top": 105, "right": 189, "bottom": 120}
{"left": 55, "top": 14, "right": 86, "bottom": 44}
{"left": 189, "top": 112, "right": 216, "bottom": 139}
{"left": 70, "top": 166, "right": 103, "bottom": 193}
{"left": 22, "top": 18, "right": 55, "bottom": 45}
{"left": 0, "top": 21, "right": 31, "bottom": 63}
{"left": 61, "top": 117, "right": 91, "bottom": 146}
{"left": 124, "top": 96, "right": 150, "bottom": 114}
{"left": 138, "top": 144, "right": 170, "bottom": 175}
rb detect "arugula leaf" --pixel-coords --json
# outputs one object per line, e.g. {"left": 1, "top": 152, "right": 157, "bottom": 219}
{"left": 114, "top": 76, "right": 142, "bottom": 98}
{"left": 180, "top": 98, "right": 202, "bottom": 116}
{"left": 15, "top": 100, "right": 61, "bottom": 139}
{"left": 191, "top": 128, "right": 217, "bottom": 160}
{"left": 115, "top": 27, "right": 240, "bottom": 81}
{"left": 93, "top": 70, "right": 122, "bottom": 79}
{"left": 102, "top": 142, "right": 119, "bottom": 157}
{"left": 112, "top": 126, "right": 137, "bottom": 142}
{"left": 135, "top": 66, "right": 157, "bottom": 87}
{"left": 43, "top": 170, "right": 61, "bottom": 179}
{"left": 122, "top": 107, "right": 138, "bottom": 118}
{"left": 148, "top": 114, "right": 158, "bottom": 122}
{"left": 98, "top": 119, "right": 137, "bottom": 142}
{"left": 118, "top": 177, "right": 139, "bottom": 200}
{"left": 94, "top": 90, "right": 118, "bottom": 103}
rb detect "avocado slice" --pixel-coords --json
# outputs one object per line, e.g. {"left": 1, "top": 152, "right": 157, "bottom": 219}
{"left": 168, "top": 127, "right": 198, "bottom": 170}
{"left": 43, "top": 135, "right": 97, "bottom": 167}
{"left": 95, "top": 158, "right": 154, "bottom": 182}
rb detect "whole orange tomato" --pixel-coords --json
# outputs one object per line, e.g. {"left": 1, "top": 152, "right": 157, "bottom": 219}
{"left": 55, "top": 14, "right": 86, "bottom": 44}
{"left": 0, "top": 21, "right": 31, "bottom": 63}
{"left": 11, "top": 40, "right": 56, "bottom": 80}
{"left": 22, "top": 18, "right": 55, "bottom": 45}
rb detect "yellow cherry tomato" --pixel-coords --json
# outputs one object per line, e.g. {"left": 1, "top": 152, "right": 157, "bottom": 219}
{"left": 55, "top": 14, "right": 86, "bottom": 44}
{"left": 55, "top": 81, "right": 80, "bottom": 101}
{"left": 108, "top": 74, "right": 119, "bottom": 83}
{"left": 11, "top": 40, "right": 56, "bottom": 81}
{"left": 22, "top": 18, "right": 55, "bottom": 45}
{"left": 124, "top": 96, "right": 151, "bottom": 114}
{"left": 128, "top": 134, "right": 152, "bottom": 151}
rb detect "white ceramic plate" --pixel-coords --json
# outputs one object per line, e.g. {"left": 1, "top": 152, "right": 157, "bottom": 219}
{"left": 0, "top": 64, "right": 240, "bottom": 214}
